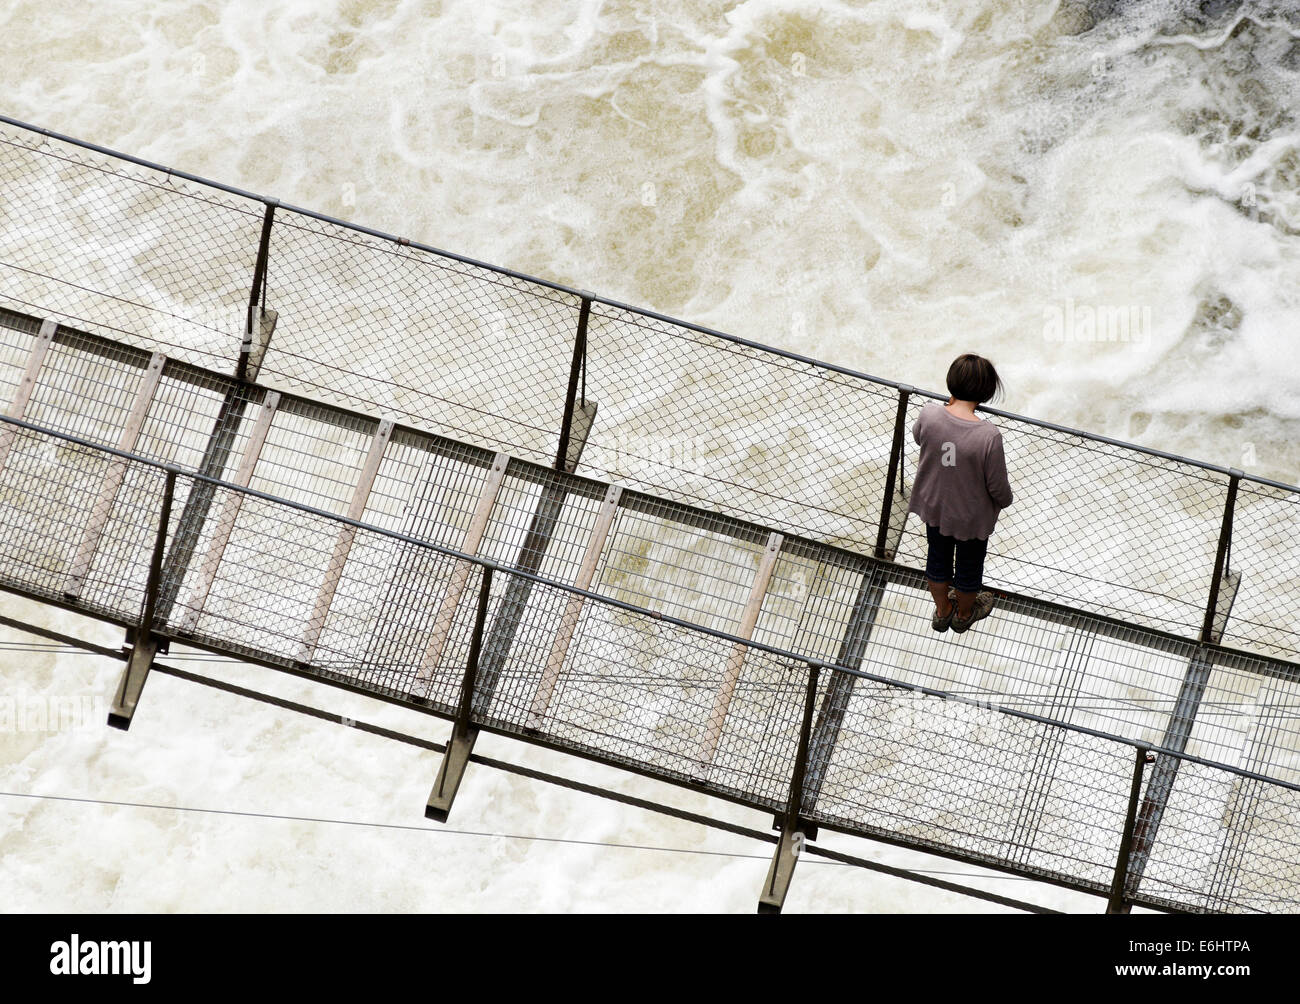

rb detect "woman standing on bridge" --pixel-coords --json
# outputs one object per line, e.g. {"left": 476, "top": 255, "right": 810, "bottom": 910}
{"left": 908, "top": 354, "right": 1013, "bottom": 634}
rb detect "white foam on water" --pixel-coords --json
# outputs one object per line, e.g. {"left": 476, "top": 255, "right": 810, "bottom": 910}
{"left": 0, "top": 0, "right": 1295, "bottom": 910}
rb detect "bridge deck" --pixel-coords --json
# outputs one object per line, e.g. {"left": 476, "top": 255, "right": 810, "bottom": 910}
{"left": 0, "top": 307, "right": 1296, "bottom": 914}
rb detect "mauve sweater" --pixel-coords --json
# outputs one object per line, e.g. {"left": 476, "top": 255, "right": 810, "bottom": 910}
{"left": 907, "top": 402, "right": 1013, "bottom": 541}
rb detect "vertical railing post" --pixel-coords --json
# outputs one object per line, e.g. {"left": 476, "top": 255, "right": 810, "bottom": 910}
{"left": 556, "top": 294, "right": 592, "bottom": 471}
{"left": 875, "top": 386, "right": 912, "bottom": 559}
{"left": 239, "top": 198, "right": 278, "bottom": 382}
{"left": 1106, "top": 745, "right": 1150, "bottom": 914}
{"left": 456, "top": 565, "right": 493, "bottom": 740}
{"left": 108, "top": 466, "right": 177, "bottom": 730}
{"left": 1201, "top": 470, "right": 1241, "bottom": 644}
{"left": 426, "top": 564, "right": 493, "bottom": 822}
{"left": 139, "top": 467, "right": 178, "bottom": 642}
{"left": 758, "top": 661, "right": 820, "bottom": 914}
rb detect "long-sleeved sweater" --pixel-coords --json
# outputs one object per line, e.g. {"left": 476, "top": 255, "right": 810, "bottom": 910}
{"left": 906, "top": 401, "right": 1013, "bottom": 541}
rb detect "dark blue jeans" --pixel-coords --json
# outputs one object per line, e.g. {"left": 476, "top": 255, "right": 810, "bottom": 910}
{"left": 924, "top": 523, "right": 988, "bottom": 594}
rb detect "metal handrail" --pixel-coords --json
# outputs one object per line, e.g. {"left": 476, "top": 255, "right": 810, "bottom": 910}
{"left": 2, "top": 112, "right": 1294, "bottom": 495}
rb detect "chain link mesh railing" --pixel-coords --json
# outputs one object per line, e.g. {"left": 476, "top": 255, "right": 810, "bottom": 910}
{"left": 1, "top": 115, "right": 1295, "bottom": 667}
{"left": 0, "top": 406, "right": 1297, "bottom": 913}
{"left": 258, "top": 208, "right": 583, "bottom": 464}
{"left": 0, "top": 123, "right": 261, "bottom": 372}
{"left": 1222, "top": 480, "right": 1300, "bottom": 660}
{"left": 896, "top": 391, "right": 1227, "bottom": 640}
{"left": 2, "top": 117, "right": 1300, "bottom": 912}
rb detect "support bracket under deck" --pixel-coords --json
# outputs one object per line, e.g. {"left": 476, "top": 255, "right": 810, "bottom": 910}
{"left": 423, "top": 402, "right": 598, "bottom": 823}
{"left": 107, "top": 636, "right": 159, "bottom": 731}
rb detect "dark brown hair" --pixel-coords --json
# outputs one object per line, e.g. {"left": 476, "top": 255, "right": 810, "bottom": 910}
{"left": 946, "top": 353, "right": 1004, "bottom": 404}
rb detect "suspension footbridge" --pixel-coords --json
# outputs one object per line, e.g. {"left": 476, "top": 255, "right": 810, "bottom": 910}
{"left": 0, "top": 115, "right": 1297, "bottom": 913}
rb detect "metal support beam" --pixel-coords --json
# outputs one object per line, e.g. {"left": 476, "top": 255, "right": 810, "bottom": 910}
{"left": 526, "top": 483, "right": 622, "bottom": 730}
{"left": 108, "top": 467, "right": 176, "bottom": 730}
{"left": 470, "top": 427, "right": 601, "bottom": 716}
{"left": 759, "top": 662, "right": 820, "bottom": 914}
{"left": 1123, "top": 646, "right": 1214, "bottom": 898}
{"left": 875, "top": 385, "right": 911, "bottom": 560}
{"left": 695, "top": 532, "right": 784, "bottom": 778}
{"left": 64, "top": 352, "right": 166, "bottom": 599}
{"left": 563, "top": 400, "right": 598, "bottom": 473}
{"left": 1107, "top": 746, "right": 1151, "bottom": 914}
{"left": 1201, "top": 471, "right": 1242, "bottom": 645}
{"left": 426, "top": 565, "right": 492, "bottom": 822}
{"left": 415, "top": 453, "right": 509, "bottom": 685}
{"left": 801, "top": 563, "right": 887, "bottom": 808}
{"left": 153, "top": 204, "right": 279, "bottom": 625}
{"left": 238, "top": 199, "right": 278, "bottom": 383}
{"left": 297, "top": 418, "right": 394, "bottom": 662}
{"left": 243, "top": 308, "right": 278, "bottom": 383}
{"left": 555, "top": 293, "right": 592, "bottom": 471}
{"left": 0, "top": 317, "right": 56, "bottom": 475}
{"left": 176, "top": 391, "right": 281, "bottom": 633}
{"left": 153, "top": 386, "right": 258, "bottom": 626}
{"left": 1122, "top": 472, "right": 1244, "bottom": 896}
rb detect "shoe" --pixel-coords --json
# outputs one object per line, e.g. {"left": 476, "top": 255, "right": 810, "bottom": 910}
{"left": 932, "top": 587, "right": 957, "bottom": 633}
{"left": 951, "top": 591, "right": 994, "bottom": 634}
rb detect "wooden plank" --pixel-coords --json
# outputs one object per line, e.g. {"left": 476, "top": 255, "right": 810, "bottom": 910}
{"left": 695, "top": 531, "right": 784, "bottom": 775}
{"left": 415, "top": 452, "right": 510, "bottom": 682}
{"left": 0, "top": 318, "right": 57, "bottom": 475}
{"left": 526, "top": 483, "right": 623, "bottom": 729}
{"left": 63, "top": 352, "right": 167, "bottom": 599}
{"left": 297, "top": 418, "right": 395, "bottom": 663}
{"left": 176, "top": 391, "right": 281, "bottom": 633}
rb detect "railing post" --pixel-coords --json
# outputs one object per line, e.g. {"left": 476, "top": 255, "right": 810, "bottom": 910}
{"left": 875, "top": 386, "right": 911, "bottom": 559}
{"left": 238, "top": 198, "right": 279, "bottom": 382}
{"left": 758, "top": 661, "right": 820, "bottom": 914}
{"left": 555, "top": 293, "right": 593, "bottom": 472}
{"left": 108, "top": 466, "right": 177, "bottom": 730}
{"left": 1201, "top": 470, "right": 1242, "bottom": 644}
{"left": 1106, "top": 745, "right": 1150, "bottom": 914}
{"left": 425, "top": 564, "right": 493, "bottom": 822}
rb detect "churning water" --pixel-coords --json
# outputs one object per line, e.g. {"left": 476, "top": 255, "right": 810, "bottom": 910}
{"left": 0, "top": 0, "right": 1297, "bottom": 911}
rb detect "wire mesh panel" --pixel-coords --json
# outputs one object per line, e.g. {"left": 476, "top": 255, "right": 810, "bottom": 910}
{"left": 22, "top": 329, "right": 152, "bottom": 448}
{"left": 1136, "top": 756, "right": 1300, "bottom": 914}
{"left": 789, "top": 563, "right": 1197, "bottom": 750}
{"left": 580, "top": 304, "right": 900, "bottom": 551}
{"left": 72, "top": 460, "right": 174, "bottom": 618}
{"left": 810, "top": 682, "right": 1137, "bottom": 893}
{"left": 352, "top": 443, "right": 500, "bottom": 692}
{"left": 135, "top": 363, "right": 249, "bottom": 470}
{"left": 895, "top": 395, "right": 1228, "bottom": 640}
{"left": 308, "top": 532, "right": 473, "bottom": 708}
{"left": 0, "top": 125, "right": 260, "bottom": 372}
{"left": 246, "top": 396, "right": 377, "bottom": 515}
{"left": 1184, "top": 650, "right": 1300, "bottom": 785}
{"left": 0, "top": 308, "right": 42, "bottom": 403}
{"left": 593, "top": 494, "right": 775, "bottom": 637}
{"left": 170, "top": 477, "right": 348, "bottom": 665}
{"left": 1225, "top": 481, "right": 1300, "bottom": 661}
{"left": 406, "top": 560, "right": 496, "bottom": 710}
{"left": 257, "top": 208, "right": 581, "bottom": 464}
{"left": 484, "top": 574, "right": 807, "bottom": 807}
{"left": 762, "top": 544, "right": 868, "bottom": 663}
{"left": 707, "top": 646, "right": 816, "bottom": 806}
{"left": 475, "top": 461, "right": 610, "bottom": 586}
{"left": 0, "top": 423, "right": 167, "bottom": 622}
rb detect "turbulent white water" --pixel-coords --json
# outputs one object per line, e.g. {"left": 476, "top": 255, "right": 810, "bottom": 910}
{"left": 1, "top": 0, "right": 1297, "bottom": 911}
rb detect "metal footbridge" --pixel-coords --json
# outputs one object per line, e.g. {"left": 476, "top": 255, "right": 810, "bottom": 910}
{"left": 0, "top": 115, "right": 1297, "bottom": 914}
